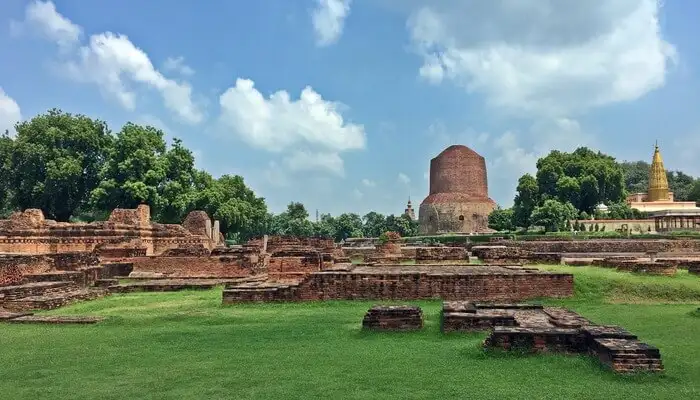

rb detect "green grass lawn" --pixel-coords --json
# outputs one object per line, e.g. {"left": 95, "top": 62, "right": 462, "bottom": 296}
{"left": 2, "top": 266, "right": 699, "bottom": 400}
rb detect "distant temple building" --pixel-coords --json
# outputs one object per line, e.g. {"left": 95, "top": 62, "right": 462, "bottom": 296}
{"left": 403, "top": 198, "right": 416, "bottom": 220}
{"left": 626, "top": 143, "right": 699, "bottom": 213}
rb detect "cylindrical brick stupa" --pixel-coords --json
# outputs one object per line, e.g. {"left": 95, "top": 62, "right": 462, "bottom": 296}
{"left": 419, "top": 145, "right": 496, "bottom": 234}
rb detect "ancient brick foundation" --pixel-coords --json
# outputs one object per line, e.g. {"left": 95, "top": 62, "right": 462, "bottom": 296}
{"left": 441, "top": 302, "right": 663, "bottom": 374}
{"left": 222, "top": 265, "right": 573, "bottom": 303}
{"left": 362, "top": 305, "right": 423, "bottom": 331}
{"left": 128, "top": 255, "right": 262, "bottom": 278}
{"left": 510, "top": 239, "right": 700, "bottom": 254}
{"left": 471, "top": 245, "right": 561, "bottom": 265}
{"left": 0, "top": 206, "right": 216, "bottom": 256}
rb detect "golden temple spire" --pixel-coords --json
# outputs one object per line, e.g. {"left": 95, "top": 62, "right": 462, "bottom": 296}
{"left": 648, "top": 141, "right": 669, "bottom": 202}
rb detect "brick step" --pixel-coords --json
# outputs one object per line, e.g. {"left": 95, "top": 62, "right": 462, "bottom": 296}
{"left": 1, "top": 289, "right": 106, "bottom": 311}
{"left": 23, "top": 271, "right": 87, "bottom": 286}
{"left": 611, "top": 358, "right": 663, "bottom": 365}
{"left": 94, "top": 279, "right": 119, "bottom": 288}
{"left": 0, "top": 281, "right": 78, "bottom": 301}
{"left": 222, "top": 284, "right": 299, "bottom": 303}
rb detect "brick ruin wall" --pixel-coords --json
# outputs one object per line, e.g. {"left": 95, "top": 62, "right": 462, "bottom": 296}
{"left": 0, "top": 252, "right": 100, "bottom": 286}
{"left": 224, "top": 271, "right": 574, "bottom": 303}
{"left": 509, "top": 239, "right": 700, "bottom": 254}
{"left": 0, "top": 207, "right": 214, "bottom": 256}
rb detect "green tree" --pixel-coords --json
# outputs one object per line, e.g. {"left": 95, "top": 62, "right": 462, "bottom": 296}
{"left": 193, "top": 174, "right": 268, "bottom": 240}
{"left": 512, "top": 174, "right": 539, "bottom": 228}
{"left": 487, "top": 207, "right": 515, "bottom": 231}
{"left": 10, "top": 109, "right": 112, "bottom": 221}
{"left": 90, "top": 123, "right": 167, "bottom": 212}
{"left": 362, "top": 211, "right": 387, "bottom": 237}
{"left": 385, "top": 214, "right": 418, "bottom": 237}
{"left": 156, "top": 138, "right": 199, "bottom": 223}
{"left": 332, "top": 213, "right": 364, "bottom": 241}
{"left": 689, "top": 180, "right": 700, "bottom": 204}
{"left": 606, "top": 202, "right": 645, "bottom": 220}
{"left": 269, "top": 202, "right": 314, "bottom": 237}
{"left": 620, "top": 161, "right": 698, "bottom": 201}
{"left": 530, "top": 199, "right": 578, "bottom": 232}
{"left": 0, "top": 132, "right": 15, "bottom": 215}
{"left": 524, "top": 147, "right": 625, "bottom": 215}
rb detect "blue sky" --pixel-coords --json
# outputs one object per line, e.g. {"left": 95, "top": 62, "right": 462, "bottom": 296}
{"left": 1, "top": 0, "right": 699, "bottom": 216}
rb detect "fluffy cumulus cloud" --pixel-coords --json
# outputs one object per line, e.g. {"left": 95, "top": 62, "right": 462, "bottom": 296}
{"left": 10, "top": 0, "right": 81, "bottom": 49}
{"left": 0, "top": 89, "right": 22, "bottom": 135}
{"left": 283, "top": 151, "right": 345, "bottom": 176}
{"left": 312, "top": 0, "right": 352, "bottom": 46}
{"left": 163, "top": 56, "right": 195, "bottom": 76}
{"left": 219, "top": 78, "right": 365, "bottom": 174}
{"left": 408, "top": 0, "right": 677, "bottom": 116}
{"left": 13, "top": 1, "right": 203, "bottom": 124}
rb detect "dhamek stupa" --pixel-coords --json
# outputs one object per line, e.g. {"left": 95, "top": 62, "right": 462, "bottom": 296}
{"left": 626, "top": 143, "right": 699, "bottom": 213}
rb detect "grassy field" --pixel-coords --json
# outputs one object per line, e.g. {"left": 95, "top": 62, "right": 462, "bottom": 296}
{"left": 2, "top": 266, "right": 699, "bottom": 399}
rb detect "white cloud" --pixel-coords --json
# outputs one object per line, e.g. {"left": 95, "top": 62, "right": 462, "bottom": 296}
{"left": 283, "top": 150, "right": 345, "bottom": 176}
{"left": 0, "top": 88, "right": 22, "bottom": 136}
{"left": 219, "top": 78, "right": 366, "bottom": 156}
{"left": 14, "top": 1, "right": 203, "bottom": 124}
{"left": 353, "top": 188, "right": 363, "bottom": 199}
{"left": 408, "top": 0, "right": 677, "bottom": 116}
{"left": 163, "top": 56, "right": 195, "bottom": 76}
{"left": 398, "top": 173, "right": 411, "bottom": 184}
{"left": 11, "top": 0, "right": 81, "bottom": 49}
{"left": 312, "top": 0, "right": 352, "bottom": 46}
{"left": 361, "top": 178, "right": 376, "bottom": 187}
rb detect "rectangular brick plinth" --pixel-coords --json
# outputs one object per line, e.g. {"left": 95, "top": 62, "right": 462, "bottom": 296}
{"left": 592, "top": 338, "right": 663, "bottom": 373}
{"left": 477, "top": 305, "right": 664, "bottom": 374}
{"left": 222, "top": 265, "right": 573, "bottom": 303}
{"left": 362, "top": 305, "right": 423, "bottom": 331}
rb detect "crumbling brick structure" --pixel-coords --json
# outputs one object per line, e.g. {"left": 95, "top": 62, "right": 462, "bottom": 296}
{"left": 362, "top": 305, "right": 423, "bottom": 331}
{"left": 441, "top": 302, "right": 663, "bottom": 374}
{"left": 419, "top": 145, "right": 496, "bottom": 234}
{"left": 0, "top": 205, "right": 219, "bottom": 256}
{"left": 222, "top": 265, "right": 573, "bottom": 303}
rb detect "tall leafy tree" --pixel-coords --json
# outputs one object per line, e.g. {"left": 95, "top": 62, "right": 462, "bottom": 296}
{"left": 90, "top": 122, "right": 167, "bottom": 212}
{"left": 530, "top": 199, "right": 578, "bottom": 232}
{"left": 10, "top": 109, "right": 112, "bottom": 221}
{"left": 362, "top": 211, "right": 387, "bottom": 237}
{"left": 512, "top": 174, "right": 538, "bottom": 228}
{"left": 488, "top": 207, "right": 514, "bottom": 231}
{"left": 193, "top": 174, "right": 268, "bottom": 240}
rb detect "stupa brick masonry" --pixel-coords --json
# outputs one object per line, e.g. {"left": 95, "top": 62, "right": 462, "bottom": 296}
{"left": 419, "top": 145, "right": 496, "bottom": 234}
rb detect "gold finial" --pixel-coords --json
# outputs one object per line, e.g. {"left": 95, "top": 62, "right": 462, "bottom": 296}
{"left": 648, "top": 142, "right": 669, "bottom": 202}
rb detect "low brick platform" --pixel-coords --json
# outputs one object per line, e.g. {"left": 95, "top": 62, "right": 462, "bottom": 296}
{"left": 591, "top": 338, "right": 663, "bottom": 373}
{"left": 614, "top": 261, "right": 677, "bottom": 276}
{"left": 5, "top": 315, "right": 104, "bottom": 324}
{"left": 223, "top": 265, "right": 573, "bottom": 303}
{"left": 109, "top": 276, "right": 266, "bottom": 293}
{"left": 441, "top": 302, "right": 663, "bottom": 374}
{"left": 362, "top": 305, "right": 423, "bottom": 331}
{"left": 1, "top": 288, "right": 105, "bottom": 311}
{"left": 0, "top": 309, "right": 32, "bottom": 320}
